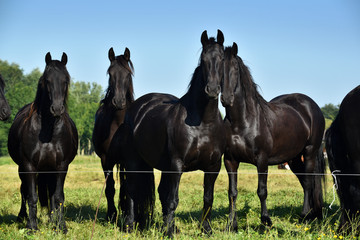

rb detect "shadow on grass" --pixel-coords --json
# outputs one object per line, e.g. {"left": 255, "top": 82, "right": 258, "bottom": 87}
{"left": 175, "top": 201, "right": 341, "bottom": 237}
{"left": 0, "top": 213, "right": 17, "bottom": 224}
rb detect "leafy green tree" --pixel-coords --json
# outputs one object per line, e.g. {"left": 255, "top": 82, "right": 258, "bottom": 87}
{"left": 321, "top": 103, "right": 339, "bottom": 121}
{"left": 68, "top": 81, "right": 103, "bottom": 155}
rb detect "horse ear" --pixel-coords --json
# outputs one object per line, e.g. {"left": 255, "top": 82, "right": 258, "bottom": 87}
{"left": 108, "top": 47, "right": 115, "bottom": 61}
{"left": 217, "top": 30, "right": 224, "bottom": 46}
{"left": 124, "top": 47, "right": 130, "bottom": 61}
{"left": 232, "top": 42, "right": 238, "bottom": 56}
{"left": 201, "top": 30, "right": 209, "bottom": 46}
{"left": 45, "top": 52, "right": 52, "bottom": 65}
{"left": 61, "top": 52, "right": 68, "bottom": 65}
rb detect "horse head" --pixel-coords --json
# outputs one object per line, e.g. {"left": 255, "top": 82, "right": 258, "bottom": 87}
{"left": 221, "top": 42, "right": 239, "bottom": 107}
{"left": 40, "top": 52, "right": 70, "bottom": 117}
{"left": 107, "top": 47, "right": 134, "bottom": 110}
{"left": 200, "top": 29, "right": 224, "bottom": 99}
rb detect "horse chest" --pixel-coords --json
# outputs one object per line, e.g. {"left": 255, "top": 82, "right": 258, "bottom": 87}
{"left": 181, "top": 125, "right": 223, "bottom": 171}
{"left": 30, "top": 142, "right": 63, "bottom": 170}
{"left": 24, "top": 123, "right": 65, "bottom": 169}
{"left": 227, "top": 125, "right": 260, "bottom": 163}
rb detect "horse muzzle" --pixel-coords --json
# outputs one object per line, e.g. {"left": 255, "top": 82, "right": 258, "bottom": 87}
{"left": 220, "top": 93, "right": 234, "bottom": 107}
{"left": 112, "top": 97, "right": 126, "bottom": 110}
{"left": 205, "top": 84, "right": 221, "bottom": 99}
{"left": 0, "top": 105, "right": 11, "bottom": 121}
{"left": 50, "top": 104, "right": 65, "bottom": 117}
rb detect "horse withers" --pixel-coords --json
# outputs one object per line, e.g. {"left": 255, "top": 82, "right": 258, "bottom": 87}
{"left": 108, "top": 30, "right": 226, "bottom": 237}
{"left": 221, "top": 42, "right": 325, "bottom": 230}
{"left": 8, "top": 52, "right": 78, "bottom": 233}
{"left": 326, "top": 85, "right": 360, "bottom": 233}
{"left": 92, "top": 47, "right": 134, "bottom": 221}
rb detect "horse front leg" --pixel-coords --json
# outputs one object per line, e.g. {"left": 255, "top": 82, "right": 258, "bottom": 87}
{"left": 257, "top": 162, "right": 272, "bottom": 226}
{"left": 19, "top": 166, "right": 38, "bottom": 231}
{"left": 158, "top": 171, "right": 182, "bottom": 238}
{"left": 224, "top": 158, "right": 239, "bottom": 232}
{"left": 17, "top": 181, "right": 28, "bottom": 222}
{"left": 201, "top": 170, "right": 220, "bottom": 235}
{"left": 49, "top": 172, "right": 68, "bottom": 233}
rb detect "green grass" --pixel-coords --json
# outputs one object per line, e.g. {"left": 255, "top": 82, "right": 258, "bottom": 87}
{"left": 0, "top": 155, "right": 359, "bottom": 239}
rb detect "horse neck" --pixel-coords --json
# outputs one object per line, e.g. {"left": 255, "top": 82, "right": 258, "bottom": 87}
{"left": 113, "top": 108, "right": 127, "bottom": 125}
{"left": 226, "top": 78, "right": 268, "bottom": 126}
{"left": 181, "top": 69, "right": 220, "bottom": 124}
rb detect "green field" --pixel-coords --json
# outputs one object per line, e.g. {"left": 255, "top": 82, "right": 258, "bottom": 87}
{"left": 0, "top": 155, "right": 358, "bottom": 239}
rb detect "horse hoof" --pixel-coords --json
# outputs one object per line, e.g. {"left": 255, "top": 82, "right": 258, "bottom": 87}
{"left": 201, "top": 224, "right": 213, "bottom": 236}
{"left": 226, "top": 222, "right": 238, "bottom": 232}
{"left": 106, "top": 214, "right": 117, "bottom": 223}
{"left": 261, "top": 216, "right": 273, "bottom": 227}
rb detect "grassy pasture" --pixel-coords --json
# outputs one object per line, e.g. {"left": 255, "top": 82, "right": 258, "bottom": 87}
{"left": 0, "top": 155, "right": 358, "bottom": 239}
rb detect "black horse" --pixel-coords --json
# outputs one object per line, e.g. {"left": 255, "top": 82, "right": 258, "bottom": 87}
{"left": 325, "top": 85, "right": 360, "bottom": 232}
{"left": 0, "top": 74, "right": 11, "bottom": 120}
{"left": 92, "top": 47, "right": 134, "bottom": 221}
{"left": 220, "top": 43, "right": 325, "bottom": 230}
{"left": 8, "top": 52, "right": 78, "bottom": 233}
{"left": 108, "top": 30, "right": 226, "bottom": 237}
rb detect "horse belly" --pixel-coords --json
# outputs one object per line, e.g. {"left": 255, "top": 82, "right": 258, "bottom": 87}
{"left": 269, "top": 126, "right": 308, "bottom": 164}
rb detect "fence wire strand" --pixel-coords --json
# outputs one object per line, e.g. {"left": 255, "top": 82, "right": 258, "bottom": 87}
{"left": 0, "top": 169, "right": 359, "bottom": 176}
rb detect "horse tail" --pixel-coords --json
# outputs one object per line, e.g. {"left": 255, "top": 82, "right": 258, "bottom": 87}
{"left": 118, "top": 156, "right": 155, "bottom": 230}
{"left": 38, "top": 173, "right": 49, "bottom": 208}
{"left": 313, "top": 144, "right": 326, "bottom": 219}
{"left": 134, "top": 161, "right": 155, "bottom": 229}
{"left": 115, "top": 122, "right": 155, "bottom": 229}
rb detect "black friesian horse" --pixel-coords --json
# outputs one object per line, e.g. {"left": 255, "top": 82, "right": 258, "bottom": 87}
{"left": 108, "top": 30, "right": 226, "bottom": 237}
{"left": 92, "top": 47, "right": 134, "bottom": 221}
{"left": 8, "top": 52, "right": 78, "bottom": 233}
{"left": 221, "top": 43, "right": 325, "bottom": 230}
{"left": 325, "top": 85, "right": 360, "bottom": 232}
{"left": 0, "top": 74, "right": 11, "bottom": 120}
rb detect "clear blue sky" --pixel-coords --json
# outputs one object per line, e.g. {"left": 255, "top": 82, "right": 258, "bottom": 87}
{"left": 1, "top": 0, "right": 359, "bottom": 110}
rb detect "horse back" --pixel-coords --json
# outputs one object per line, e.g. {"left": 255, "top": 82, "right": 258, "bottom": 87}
{"left": 124, "top": 93, "right": 178, "bottom": 169}
{"left": 270, "top": 93, "right": 324, "bottom": 138}
{"left": 266, "top": 93, "right": 324, "bottom": 162}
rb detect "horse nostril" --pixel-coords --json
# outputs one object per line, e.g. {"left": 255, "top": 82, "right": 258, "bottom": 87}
{"left": 216, "top": 85, "right": 221, "bottom": 95}
{"left": 112, "top": 98, "right": 117, "bottom": 107}
{"left": 205, "top": 85, "right": 210, "bottom": 95}
{"left": 50, "top": 105, "right": 55, "bottom": 115}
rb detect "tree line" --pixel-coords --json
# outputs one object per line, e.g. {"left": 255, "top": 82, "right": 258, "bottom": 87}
{"left": 0, "top": 59, "right": 339, "bottom": 156}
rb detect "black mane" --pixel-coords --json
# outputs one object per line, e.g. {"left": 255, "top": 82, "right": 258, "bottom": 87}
{"left": 0, "top": 74, "right": 5, "bottom": 90}
{"left": 225, "top": 47, "right": 268, "bottom": 113}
